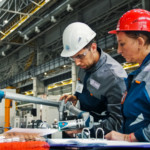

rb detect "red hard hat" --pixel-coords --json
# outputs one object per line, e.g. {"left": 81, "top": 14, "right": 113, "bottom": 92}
{"left": 109, "top": 9, "right": 150, "bottom": 34}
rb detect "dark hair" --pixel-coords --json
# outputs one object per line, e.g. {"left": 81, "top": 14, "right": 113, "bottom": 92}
{"left": 83, "top": 39, "right": 96, "bottom": 50}
{"left": 124, "top": 31, "right": 150, "bottom": 46}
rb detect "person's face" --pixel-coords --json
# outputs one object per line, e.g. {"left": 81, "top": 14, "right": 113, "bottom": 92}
{"left": 70, "top": 43, "right": 96, "bottom": 70}
{"left": 117, "top": 32, "right": 140, "bottom": 63}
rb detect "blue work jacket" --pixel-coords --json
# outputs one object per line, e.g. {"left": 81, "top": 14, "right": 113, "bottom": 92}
{"left": 120, "top": 53, "right": 150, "bottom": 142}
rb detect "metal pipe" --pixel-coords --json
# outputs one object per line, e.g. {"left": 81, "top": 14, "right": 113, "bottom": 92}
{"left": 66, "top": 101, "right": 82, "bottom": 116}
{"left": 4, "top": 92, "right": 60, "bottom": 107}
{"left": 0, "top": 0, "right": 132, "bottom": 63}
{"left": 0, "top": 41, "right": 35, "bottom": 47}
{"left": 30, "top": 0, "right": 40, "bottom": 6}
{"left": 0, "top": 22, "right": 58, "bottom": 62}
{"left": 0, "top": 8, "right": 29, "bottom": 16}
{"left": 59, "top": 100, "right": 65, "bottom": 121}
{"left": 0, "top": 8, "right": 42, "bottom": 19}
{"left": 19, "top": 0, "right": 79, "bottom": 36}
{"left": 0, "top": 0, "right": 14, "bottom": 20}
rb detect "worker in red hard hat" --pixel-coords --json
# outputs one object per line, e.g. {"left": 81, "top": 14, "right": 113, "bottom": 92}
{"left": 105, "top": 9, "right": 150, "bottom": 142}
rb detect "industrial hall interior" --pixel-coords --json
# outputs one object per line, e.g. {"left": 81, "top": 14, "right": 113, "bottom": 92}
{"left": 0, "top": 0, "right": 150, "bottom": 149}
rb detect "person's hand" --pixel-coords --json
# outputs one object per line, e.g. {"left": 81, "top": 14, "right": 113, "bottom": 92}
{"left": 105, "top": 131, "right": 127, "bottom": 141}
{"left": 65, "top": 129, "right": 82, "bottom": 138}
{"left": 2, "top": 132, "right": 44, "bottom": 141}
{"left": 59, "top": 95, "right": 78, "bottom": 106}
{"left": 105, "top": 131, "right": 138, "bottom": 142}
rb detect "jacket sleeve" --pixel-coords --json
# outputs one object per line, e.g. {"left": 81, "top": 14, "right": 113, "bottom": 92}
{"left": 91, "top": 77, "right": 126, "bottom": 137}
{"left": 134, "top": 87, "right": 150, "bottom": 142}
{"left": 134, "top": 124, "right": 150, "bottom": 142}
{"left": 74, "top": 92, "right": 79, "bottom": 100}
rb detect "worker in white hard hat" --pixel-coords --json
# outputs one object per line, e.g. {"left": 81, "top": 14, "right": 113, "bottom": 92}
{"left": 60, "top": 22, "right": 127, "bottom": 138}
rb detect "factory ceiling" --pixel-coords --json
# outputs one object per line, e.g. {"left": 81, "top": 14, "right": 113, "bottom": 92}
{"left": 0, "top": 0, "right": 149, "bottom": 89}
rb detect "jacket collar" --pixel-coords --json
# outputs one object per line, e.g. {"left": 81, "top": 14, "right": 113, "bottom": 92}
{"left": 130, "top": 53, "right": 150, "bottom": 76}
{"left": 86, "top": 47, "right": 106, "bottom": 73}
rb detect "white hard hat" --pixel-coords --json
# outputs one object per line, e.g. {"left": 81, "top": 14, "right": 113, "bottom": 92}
{"left": 61, "top": 22, "right": 96, "bottom": 57}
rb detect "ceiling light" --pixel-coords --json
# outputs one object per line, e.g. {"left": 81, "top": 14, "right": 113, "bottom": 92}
{"left": 4, "top": 20, "right": 8, "bottom": 24}
{"left": 6, "top": 44, "right": 11, "bottom": 49}
{"left": 2, "top": 51, "right": 5, "bottom": 56}
{"left": 24, "top": 35, "right": 29, "bottom": 40}
{"left": 64, "top": 65, "right": 66, "bottom": 68}
{"left": 51, "top": 16, "right": 57, "bottom": 23}
{"left": 35, "top": 26, "right": 40, "bottom": 33}
{"left": 67, "top": 4, "right": 73, "bottom": 12}
{"left": 44, "top": 72, "right": 47, "bottom": 75}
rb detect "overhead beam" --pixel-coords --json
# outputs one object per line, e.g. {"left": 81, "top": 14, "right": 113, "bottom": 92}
{"left": 0, "top": 8, "right": 43, "bottom": 19}
{"left": 0, "top": 22, "right": 59, "bottom": 62}
{"left": 0, "top": 41, "right": 24, "bottom": 46}
{"left": 0, "top": 8, "right": 29, "bottom": 16}
{"left": 29, "top": 0, "right": 40, "bottom": 6}
{"left": 0, "top": 41, "right": 36, "bottom": 47}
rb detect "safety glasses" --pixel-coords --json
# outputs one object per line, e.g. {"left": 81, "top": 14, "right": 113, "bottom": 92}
{"left": 69, "top": 49, "right": 89, "bottom": 61}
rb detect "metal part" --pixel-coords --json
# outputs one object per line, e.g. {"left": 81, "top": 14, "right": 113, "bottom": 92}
{"left": 0, "top": 8, "right": 42, "bottom": 19}
{"left": 53, "top": 119, "right": 85, "bottom": 131}
{"left": 0, "top": 22, "right": 59, "bottom": 63}
{"left": 82, "top": 128, "right": 90, "bottom": 139}
{"left": 66, "top": 4, "right": 73, "bottom": 12}
{"left": 35, "top": 26, "right": 40, "bottom": 33}
{"left": 0, "top": 8, "right": 30, "bottom": 16}
{"left": 0, "top": 41, "right": 35, "bottom": 47}
{"left": 59, "top": 100, "right": 65, "bottom": 121}
{"left": 1, "top": 90, "right": 94, "bottom": 131}
{"left": 38, "top": 122, "right": 51, "bottom": 129}
{"left": 66, "top": 101, "right": 82, "bottom": 116}
{"left": 18, "top": 0, "right": 79, "bottom": 37}
{"left": 0, "top": 31, "right": 5, "bottom": 35}
{"left": 5, "top": 92, "right": 60, "bottom": 107}
{"left": 0, "top": 56, "right": 71, "bottom": 89}
{"left": 30, "top": 0, "right": 40, "bottom": 6}
{"left": 58, "top": 101, "right": 94, "bottom": 130}
{"left": 95, "top": 128, "right": 104, "bottom": 140}
{"left": 51, "top": 16, "right": 57, "bottom": 23}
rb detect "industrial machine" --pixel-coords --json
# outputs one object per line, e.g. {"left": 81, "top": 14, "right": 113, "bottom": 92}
{"left": 0, "top": 90, "right": 94, "bottom": 131}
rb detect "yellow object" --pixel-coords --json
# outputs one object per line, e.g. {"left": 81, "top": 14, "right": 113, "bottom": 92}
{"left": 62, "top": 79, "right": 72, "bottom": 85}
{"left": 5, "top": 86, "right": 16, "bottom": 132}
{"left": 1, "top": 0, "right": 46, "bottom": 40}
{"left": 122, "top": 63, "right": 139, "bottom": 70}
{"left": 47, "top": 79, "right": 72, "bottom": 90}
{"left": 24, "top": 91, "right": 33, "bottom": 95}
{"left": 24, "top": 52, "right": 35, "bottom": 71}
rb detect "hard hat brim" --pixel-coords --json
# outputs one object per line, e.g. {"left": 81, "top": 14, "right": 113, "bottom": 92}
{"left": 108, "top": 30, "right": 117, "bottom": 34}
{"left": 61, "top": 49, "right": 79, "bottom": 57}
